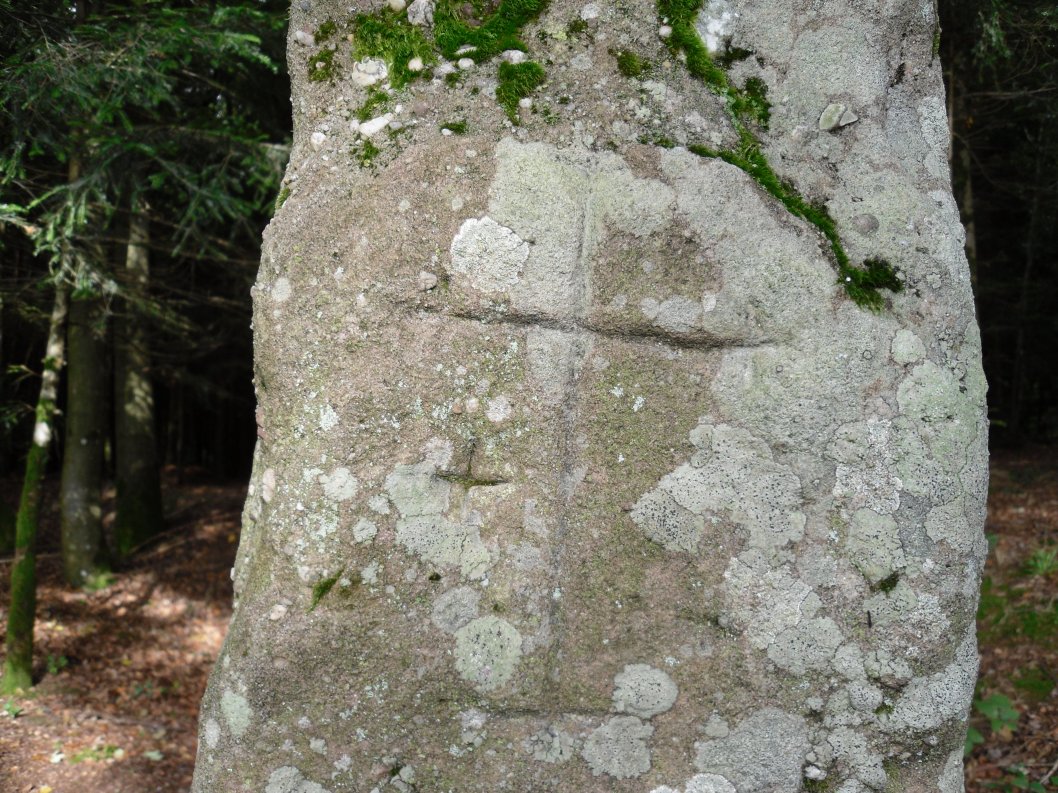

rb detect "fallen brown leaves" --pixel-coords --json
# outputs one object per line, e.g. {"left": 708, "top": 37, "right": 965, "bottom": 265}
{"left": 0, "top": 471, "right": 243, "bottom": 793}
{"left": 967, "top": 447, "right": 1058, "bottom": 792}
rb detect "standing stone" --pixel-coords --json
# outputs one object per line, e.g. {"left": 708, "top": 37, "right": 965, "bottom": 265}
{"left": 194, "top": 2, "right": 986, "bottom": 792}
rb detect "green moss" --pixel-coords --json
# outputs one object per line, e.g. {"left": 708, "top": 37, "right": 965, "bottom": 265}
{"left": 310, "top": 571, "right": 343, "bottom": 610}
{"left": 566, "top": 17, "right": 589, "bottom": 38}
{"left": 434, "top": 0, "right": 548, "bottom": 62}
{"left": 932, "top": 25, "right": 942, "bottom": 59}
{"left": 356, "top": 138, "right": 381, "bottom": 167}
{"left": 874, "top": 701, "right": 894, "bottom": 715}
{"left": 274, "top": 186, "right": 291, "bottom": 211}
{"left": 874, "top": 571, "right": 901, "bottom": 593}
{"left": 356, "top": 88, "right": 391, "bottom": 122}
{"left": 715, "top": 46, "right": 752, "bottom": 68}
{"left": 496, "top": 60, "right": 546, "bottom": 122}
{"left": 639, "top": 133, "right": 676, "bottom": 148}
{"left": 351, "top": 10, "right": 435, "bottom": 88}
{"left": 444, "top": 71, "right": 462, "bottom": 87}
{"left": 537, "top": 104, "right": 559, "bottom": 125}
{"left": 441, "top": 120, "right": 468, "bottom": 134}
{"left": 736, "top": 75, "right": 771, "bottom": 127}
{"left": 688, "top": 132, "right": 901, "bottom": 311}
{"left": 315, "top": 19, "right": 338, "bottom": 42}
{"left": 307, "top": 46, "right": 338, "bottom": 82}
{"left": 803, "top": 779, "right": 835, "bottom": 793}
{"left": 438, "top": 473, "right": 508, "bottom": 487}
{"left": 663, "top": 0, "right": 901, "bottom": 310}
{"left": 611, "top": 48, "right": 650, "bottom": 78}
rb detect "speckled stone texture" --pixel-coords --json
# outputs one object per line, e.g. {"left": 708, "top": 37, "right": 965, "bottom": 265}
{"left": 192, "top": 1, "right": 987, "bottom": 791}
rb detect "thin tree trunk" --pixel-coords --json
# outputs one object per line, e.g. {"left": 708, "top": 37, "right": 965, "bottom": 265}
{"left": 1, "top": 284, "right": 68, "bottom": 693}
{"left": 113, "top": 198, "right": 163, "bottom": 556}
{"left": 60, "top": 294, "right": 110, "bottom": 586}
{"left": 0, "top": 289, "right": 14, "bottom": 553}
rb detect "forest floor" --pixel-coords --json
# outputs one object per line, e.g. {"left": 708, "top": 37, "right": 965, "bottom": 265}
{"left": 0, "top": 452, "right": 1055, "bottom": 793}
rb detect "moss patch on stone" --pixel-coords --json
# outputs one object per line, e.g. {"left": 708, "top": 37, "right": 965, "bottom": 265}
{"left": 874, "top": 570, "right": 901, "bottom": 594}
{"left": 315, "top": 18, "right": 338, "bottom": 42}
{"left": 496, "top": 61, "right": 546, "bottom": 122}
{"left": 351, "top": 10, "right": 435, "bottom": 88}
{"left": 307, "top": 46, "right": 338, "bottom": 82}
{"left": 441, "top": 120, "right": 468, "bottom": 134}
{"left": 310, "top": 570, "right": 342, "bottom": 610}
{"left": 434, "top": 0, "right": 548, "bottom": 62}
{"left": 274, "top": 186, "right": 291, "bottom": 211}
{"left": 356, "top": 88, "right": 392, "bottom": 122}
{"left": 662, "top": 0, "right": 902, "bottom": 310}
{"left": 612, "top": 48, "right": 651, "bottom": 78}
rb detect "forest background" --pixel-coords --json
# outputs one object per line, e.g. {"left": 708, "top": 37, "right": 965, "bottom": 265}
{"left": 0, "top": 0, "right": 1055, "bottom": 791}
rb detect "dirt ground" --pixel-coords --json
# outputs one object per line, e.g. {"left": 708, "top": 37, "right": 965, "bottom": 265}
{"left": 0, "top": 451, "right": 1055, "bottom": 793}
{"left": 0, "top": 470, "right": 241, "bottom": 793}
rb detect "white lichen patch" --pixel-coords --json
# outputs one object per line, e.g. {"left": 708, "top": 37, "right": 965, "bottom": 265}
{"left": 829, "top": 418, "right": 903, "bottom": 515}
{"left": 271, "top": 277, "right": 292, "bottom": 303}
{"left": 265, "top": 766, "right": 331, "bottom": 793}
{"left": 582, "top": 716, "right": 654, "bottom": 779}
{"left": 319, "top": 467, "right": 358, "bottom": 502}
{"left": 528, "top": 726, "right": 577, "bottom": 763}
{"left": 926, "top": 497, "right": 988, "bottom": 562}
{"left": 486, "top": 395, "right": 513, "bottom": 423}
{"left": 431, "top": 586, "right": 480, "bottom": 633}
{"left": 845, "top": 508, "right": 905, "bottom": 584}
{"left": 318, "top": 404, "right": 339, "bottom": 431}
{"left": 612, "top": 664, "right": 679, "bottom": 719}
{"left": 883, "top": 628, "right": 978, "bottom": 732}
{"left": 631, "top": 421, "right": 805, "bottom": 552}
{"left": 653, "top": 775, "right": 738, "bottom": 793}
{"left": 897, "top": 361, "right": 981, "bottom": 467}
{"left": 203, "top": 718, "right": 221, "bottom": 749}
{"left": 385, "top": 461, "right": 492, "bottom": 579}
{"left": 639, "top": 295, "right": 707, "bottom": 335}
{"left": 766, "top": 616, "right": 844, "bottom": 675}
{"left": 353, "top": 517, "right": 378, "bottom": 543}
{"left": 486, "top": 139, "right": 674, "bottom": 318}
{"left": 722, "top": 552, "right": 843, "bottom": 673}
{"left": 220, "top": 688, "right": 252, "bottom": 739}
{"left": 826, "top": 727, "right": 887, "bottom": 790}
{"left": 694, "top": 708, "right": 809, "bottom": 792}
{"left": 351, "top": 58, "right": 387, "bottom": 87}
{"left": 453, "top": 615, "right": 523, "bottom": 692}
{"left": 694, "top": 0, "right": 736, "bottom": 53}
{"left": 891, "top": 329, "right": 926, "bottom": 365}
{"left": 449, "top": 217, "right": 529, "bottom": 293}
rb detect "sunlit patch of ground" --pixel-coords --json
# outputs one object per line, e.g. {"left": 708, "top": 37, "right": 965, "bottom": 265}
{"left": 0, "top": 473, "right": 242, "bottom": 793}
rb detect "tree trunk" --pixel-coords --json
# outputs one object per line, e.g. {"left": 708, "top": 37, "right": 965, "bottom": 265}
{"left": 113, "top": 198, "right": 163, "bottom": 556}
{"left": 0, "top": 289, "right": 14, "bottom": 554}
{"left": 2, "top": 284, "right": 68, "bottom": 694}
{"left": 60, "top": 294, "right": 110, "bottom": 587}
{"left": 194, "top": 2, "right": 989, "bottom": 791}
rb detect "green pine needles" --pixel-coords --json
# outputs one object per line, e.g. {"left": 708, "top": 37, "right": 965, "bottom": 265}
{"left": 660, "top": 0, "right": 901, "bottom": 310}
